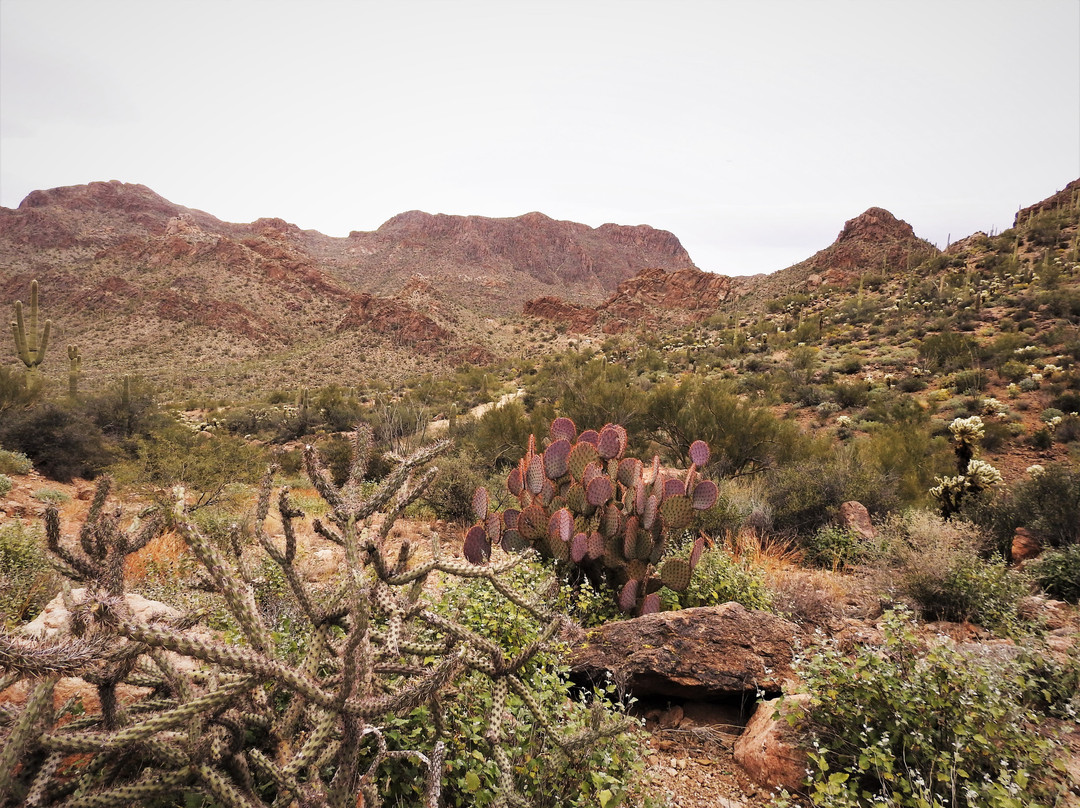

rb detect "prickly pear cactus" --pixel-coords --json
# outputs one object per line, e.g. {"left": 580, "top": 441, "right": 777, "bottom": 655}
{"left": 463, "top": 419, "right": 719, "bottom": 615}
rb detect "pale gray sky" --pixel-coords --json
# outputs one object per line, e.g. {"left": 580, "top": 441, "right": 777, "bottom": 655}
{"left": 2, "top": 0, "right": 1078, "bottom": 275}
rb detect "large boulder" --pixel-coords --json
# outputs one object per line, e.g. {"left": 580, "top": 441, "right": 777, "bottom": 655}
{"left": 568, "top": 603, "right": 799, "bottom": 700}
{"left": 838, "top": 500, "right": 875, "bottom": 540}
{"left": 733, "top": 694, "right": 810, "bottom": 793}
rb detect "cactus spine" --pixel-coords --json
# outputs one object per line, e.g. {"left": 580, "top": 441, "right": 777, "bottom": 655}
{"left": 11, "top": 279, "right": 50, "bottom": 379}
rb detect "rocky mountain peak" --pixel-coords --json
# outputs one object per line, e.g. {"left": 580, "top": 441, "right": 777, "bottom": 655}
{"left": 834, "top": 207, "right": 917, "bottom": 245}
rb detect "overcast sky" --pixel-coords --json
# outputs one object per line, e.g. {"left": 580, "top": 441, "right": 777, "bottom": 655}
{"left": 2, "top": 1, "right": 1078, "bottom": 276}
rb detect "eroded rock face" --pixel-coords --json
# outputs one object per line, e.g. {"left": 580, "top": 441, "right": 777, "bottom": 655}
{"left": 733, "top": 694, "right": 810, "bottom": 793}
{"left": 568, "top": 603, "right": 799, "bottom": 700}
{"left": 522, "top": 296, "right": 599, "bottom": 332}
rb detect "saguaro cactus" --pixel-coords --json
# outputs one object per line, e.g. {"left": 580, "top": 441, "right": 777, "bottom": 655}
{"left": 67, "top": 345, "right": 81, "bottom": 398}
{"left": 11, "top": 279, "right": 51, "bottom": 378}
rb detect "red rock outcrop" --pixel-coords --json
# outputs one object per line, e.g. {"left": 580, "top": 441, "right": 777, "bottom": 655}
{"left": 522, "top": 296, "right": 599, "bottom": 332}
{"left": 599, "top": 266, "right": 742, "bottom": 322}
{"left": 368, "top": 210, "right": 694, "bottom": 292}
{"left": 733, "top": 694, "right": 811, "bottom": 793}
{"left": 336, "top": 293, "right": 451, "bottom": 352}
{"left": 522, "top": 265, "right": 746, "bottom": 333}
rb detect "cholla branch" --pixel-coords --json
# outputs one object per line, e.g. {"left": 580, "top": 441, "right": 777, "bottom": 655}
{"left": 2, "top": 426, "right": 632, "bottom": 806}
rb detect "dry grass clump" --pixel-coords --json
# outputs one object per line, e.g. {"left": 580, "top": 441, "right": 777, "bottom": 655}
{"left": 123, "top": 529, "right": 190, "bottom": 583}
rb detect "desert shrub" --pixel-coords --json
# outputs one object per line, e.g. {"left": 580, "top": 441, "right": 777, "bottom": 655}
{"left": 0, "top": 365, "right": 43, "bottom": 414}
{"left": 896, "top": 376, "right": 927, "bottom": 392}
{"left": 311, "top": 384, "right": 366, "bottom": 432}
{"left": 1029, "top": 544, "right": 1080, "bottom": 602}
{"left": 33, "top": 488, "right": 70, "bottom": 504}
{"left": 830, "top": 380, "right": 868, "bottom": 408}
{"left": 423, "top": 450, "right": 494, "bottom": 522}
{"left": 997, "top": 359, "right": 1029, "bottom": 382}
{"left": 81, "top": 375, "right": 163, "bottom": 440}
{"left": 903, "top": 551, "right": 1028, "bottom": 632}
{"left": 1052, "top": 390, "right": 1080, "bottom": 413}
{"left": 979, "top": 418, "right": 1013, "bottom": 451}
{"left": 470, "top": 399, "right": 554, "bottom": 469}
{"left": 432, "top": 563, "right": 643, "bottom": 807}
{"left": 1031, "top": 425, "right": 1053, "bottom": 448}
{"left": 0, "top": 521, "right": 59, "bottom": 627}
{"left": 971, "top": 464, "right": 1080, "bottom": 551}
{"left": 0, "top": 402, "right": 114, "bottom": 482}
{"left": 553, "top": 357, "right": 648, "bottom": 438}
{"left": 950, "top": 368, "right": 987, "bottom": 394}
{"left": 766, "top": 450, "right": 898, "bottom": 536}
{"left": 858, "top": 422, "right": 951, "bottom": 505}
{"left": 665, "top": 545, "right": 772, "bottom": 611}
{"left": 0, "top": 474, "right": 11, "bottom": 497}
{"left": 112, "top": 419, "right": 266, "bottom": 510}
{"left": 794, "top": 607, "right": 1064, "bottom": 808}
{"left": 882, "top": 511, "right": 1028, "bottom": 633}
{"left": 646, "top": 375, "right": 809, "bottom": 476}
{"left": 1039, "top": 288, "right": 1080, "bottom": 319}
{"left": 1054, "top": 413, "right": 1080, "bottom": 442}
{"left": 0, "top": 447, "right": 33, "bottom": 475}
{"left": 918, "top": 331, "right": 979, "bottom": 370}
{"left": 801, "top": 526, "right": 861, "bottom": 569}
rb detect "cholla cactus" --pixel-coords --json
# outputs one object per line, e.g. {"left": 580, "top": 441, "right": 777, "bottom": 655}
{"left": 931, "top": 417, "right": 1001, "bottom": 519}
{"left": 0, "top": 430, "right": 627, "bottom": 807}
{"left": 463, "top": 418, "right": 717, "bottom": 615}
{"left": 965, "top": 459, "right": 1003, "bottom": 491}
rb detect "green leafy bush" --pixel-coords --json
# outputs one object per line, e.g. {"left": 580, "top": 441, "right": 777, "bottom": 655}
{"left": 0, "top": 473, "right": 11, "bottom": 497}
{"left": 0, "top": 402, "right": 114, "bottom": 482}
{"left": 766, "top": 450, "right": 898, "bottom": 536}
{"left": 1029, "top": 544, "right": 1080, "bottom": 602}
{"left": 884, "top": 512, "right": 1028, "bottom": 633}
{"left": 429, "top": 562, "right": 644, "bottom": 807}
{"left": 972, "top": 464, "right": 1080, "bottom": 551}
{"left": 802, "top": 526, "right": 861, "bottom": 569}
{"left": 0, "top": 522, "right": 59, "bottom": 627}
{"left": 794, "top": 608, "right": 1064, "bottom": 808}
{"left": 666, "top": 545, "right": 773, "bottom": 611}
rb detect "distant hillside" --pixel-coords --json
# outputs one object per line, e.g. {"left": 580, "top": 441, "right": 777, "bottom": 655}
{"left": 0, "top": 181, "right": 696, "bottom": 394}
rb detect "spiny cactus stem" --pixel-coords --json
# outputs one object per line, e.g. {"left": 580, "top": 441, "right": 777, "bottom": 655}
{"left": 0, "top": 675, "right": 58, "bottom": 798}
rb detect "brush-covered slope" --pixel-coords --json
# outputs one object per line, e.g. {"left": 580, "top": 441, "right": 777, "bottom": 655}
{"left": 0, "top": 181, "right": 695, "bottom": 395}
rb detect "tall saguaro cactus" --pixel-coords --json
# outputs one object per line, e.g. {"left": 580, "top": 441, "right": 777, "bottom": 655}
{"left": 11, "top": 279, "right": 51, "bottom": 379}
{"left": 67, "top": 345, "right": 81, "bottom": 399}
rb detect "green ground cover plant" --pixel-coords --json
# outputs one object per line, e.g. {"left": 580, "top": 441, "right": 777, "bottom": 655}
{"left": 789, "top": 608, "right": 1066, "bottom": 808}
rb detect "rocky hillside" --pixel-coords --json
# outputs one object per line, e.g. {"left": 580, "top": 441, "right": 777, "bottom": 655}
{"left": 524, "top": 266, "right": 753, "bottom": 334}
{"left": 0, "top": 182, "right": 696, "bottom": 394}
{"left": 520, "top": 207, "right": 936, "bottom": 336}
{"left": 738, "top": 207, "right": 940, "bottom": 309}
